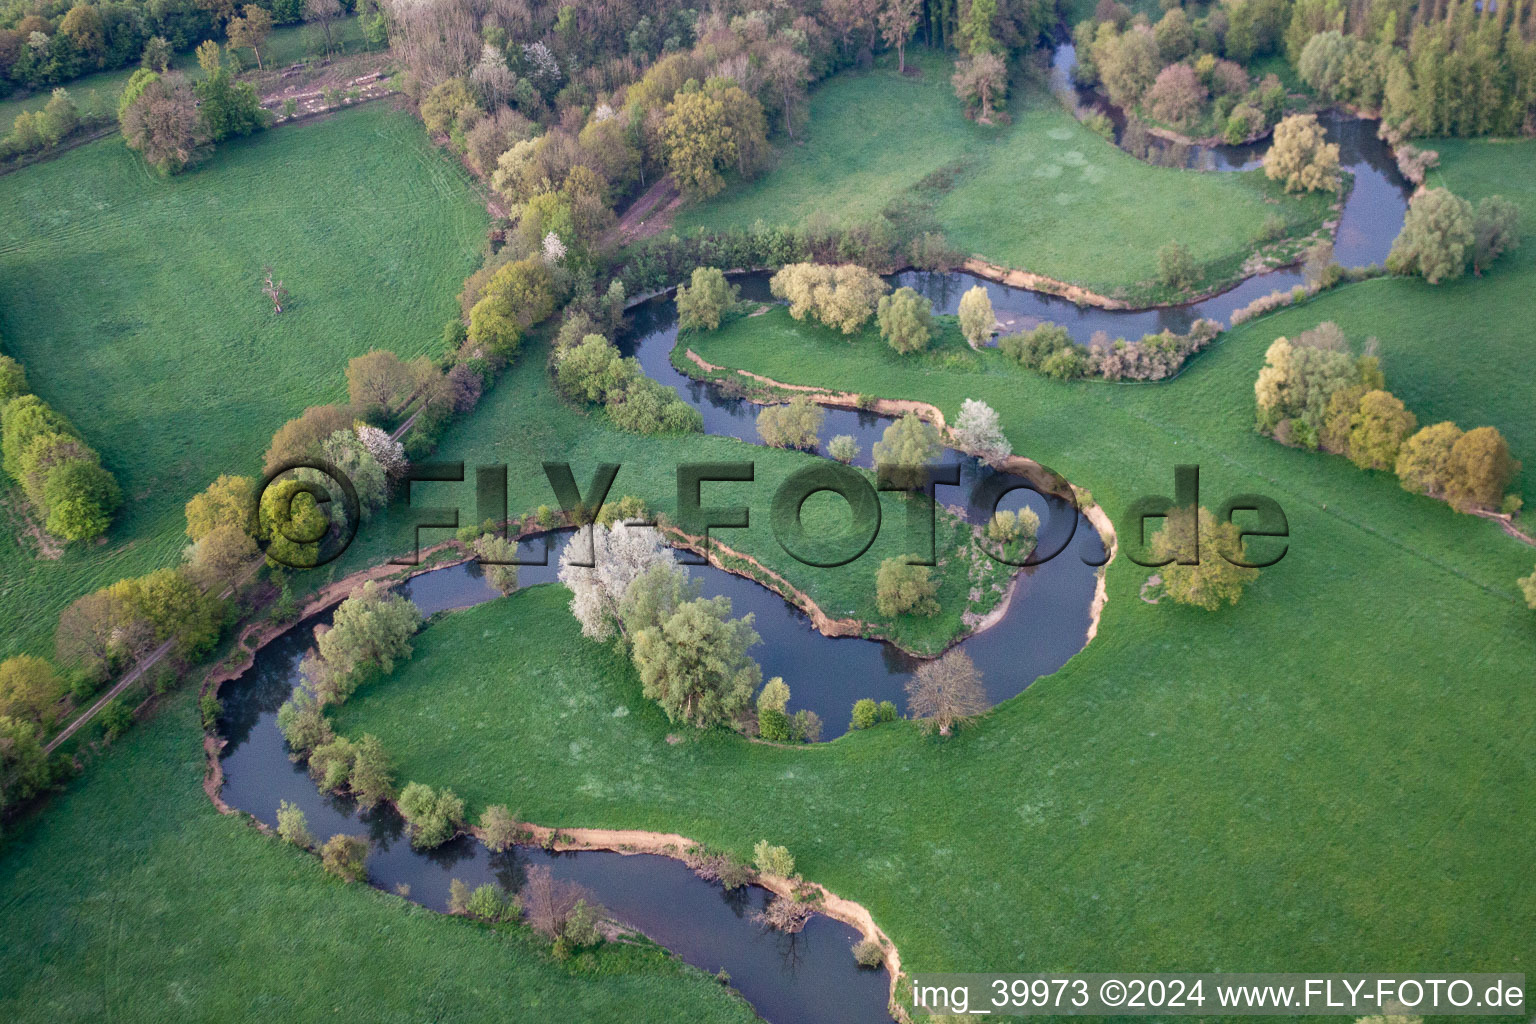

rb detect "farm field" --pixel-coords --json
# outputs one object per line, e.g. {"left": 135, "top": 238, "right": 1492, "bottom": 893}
{"left": 0, "top": 104, "right": 486, "bottom": 660}
{"left": 673, "top": 49, "right": 1333, "bottom": 298}
{"left": 0, "top": 683, "right": 757, "bottom": 1024}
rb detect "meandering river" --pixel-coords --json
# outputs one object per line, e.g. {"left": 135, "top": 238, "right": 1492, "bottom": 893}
{"left": 214, "top": 71, "right": 1412, "bottom": 1022}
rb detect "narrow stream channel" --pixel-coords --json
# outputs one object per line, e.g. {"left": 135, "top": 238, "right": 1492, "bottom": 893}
{"left": 214, "top": 78, "right": 1412, "bottom": 1023}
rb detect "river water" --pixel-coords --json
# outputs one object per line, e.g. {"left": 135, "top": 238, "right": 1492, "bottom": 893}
{"left": 215, "top": 69, "right": 1412, "bottom": 1022}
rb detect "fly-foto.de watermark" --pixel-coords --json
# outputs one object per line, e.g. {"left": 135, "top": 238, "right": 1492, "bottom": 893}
{"left": 253, "top": 459, "right": 1291, "bottom": 572}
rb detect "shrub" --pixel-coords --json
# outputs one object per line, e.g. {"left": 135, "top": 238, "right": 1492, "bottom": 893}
{"left": 99, "top": 699, "right": 133, "bottom": 741}
{"left": 752, "top": 840, "right": 795, "bottom": 879}
{"left": 877, "top": 700, "right": 898, "bottom": 722}
{"left": 276, "top": 800, "right": 314, "bottom": 848}
{"left": 758, "top": 706, "right": 792, "bottom": 741}
{"left": 756, "top": 396, "right": 824, "bottom": 450}
{"left": 1156, "top": 242, "right": 1199, "bottom": 290}
{"left": 853, "top": 938, "right": 884, "bottom": 968}
{"left": 875, "top": 558, "right": 940, "bottom": 618}
{"left": 790, "top": 709, "right": 823, "bottom": 742}
{"left": 396, "top": 782, "right": 466, "bottom": 849}
{"left": 466, "top": 883, "right": 512, "bottom": 921}
{"left": 849, "top": 698, "right": 879, "bottom": 730}
{"left": 1471, "top": 196, "right": 1520, "bottom": 274}
{"left": 479, "top": 804, "right": 519, "bottom": 852}
{"left": 320, "top": 834, "right": 369, "bottom": 882}
{"left": 828, "top": 434, "right": 860, "bottom": 464}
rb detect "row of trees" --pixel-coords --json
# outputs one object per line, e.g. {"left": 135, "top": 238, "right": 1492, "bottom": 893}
{"left": 998, "top": 317, "right": 1223, "bottom": 381}
{"left": 1, "top": 356, "right": 121, "bottom": 542}
{"left": 0, "top": 0, "right": 345, "bottom": 92}
{"left": 1255, "top": 321, "right": 1519, "bottom": 511}
{"left": 1, "top": 86, "right": 81, "bottom": 160}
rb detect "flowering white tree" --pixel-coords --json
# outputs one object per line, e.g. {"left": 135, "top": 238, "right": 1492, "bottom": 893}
{"left": 952, "top": 399, "right": 1011, "bottom": 465}
{"left": 523, "top": 41, "right": 561, "bottom": 91}
{"left": 558, "top": 521, "right": 674, "bottom": 640}
{"left": 593, "top": 102, "right": 616, "bottom": 122}
{"left": 356, "top": 423, "right": 408, "bottom": 477}
{"left": 470, "top": 43, "right": 516, "bottom": 107}
{"left": 542, "top": 230, "right": 567, "bottom": 266}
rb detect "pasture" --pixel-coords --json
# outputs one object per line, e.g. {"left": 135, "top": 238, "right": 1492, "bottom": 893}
{"left": 674, "top": 49, "right": 1333, "bottom": 300}
{"left": 0, "top": 104, "right": 487, "bottom": 659}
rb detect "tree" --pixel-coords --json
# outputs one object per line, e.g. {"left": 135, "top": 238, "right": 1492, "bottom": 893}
{"left": 1150, "top": 506, "right": 1260, "bottom": 610}
{"left": 1157, "top": 241, "right": 1198, "bottom": 289}
{"left": 952, "top": 399, "right": 1010, "bottom": 464}
{"left": 1347, "top": 390, "right": 1416, "bottom": 471}
{"left": 752, "top": 840, "right": 795, "bottom": 878}
{"left": 349, "top": 733, "right": 394, "bottom": 808}
{"left": 880, "top": 0, "right": 922, "bottom": 73}
{"left": 185, "top": 474, "right": 255, "bottom": 540}
{"left": 141, "top": 36, "right": 172, "bottom": 72}
{"left": 276, "top": 799, "right": 314, "bottom": 847}
{"left": 346, "top": 350, "right": 414, "bottom": 416}
{"left": 55, "top": 591, "right": 118, "bottom": 683}
{"left": 472, "top": 533, "right": 519, "bottom": 595}
{"left": 0, "top": 655, "right": 62, "bottom": 725}
{"left": 262, "top": 267, "right": 287, "bottom": 313}
{"left": 1153, "top": 7, "right": 1195, "bottom": 61}
{"left": 905, "top": 648, "right": 987, "bottom": 736}
{"left": 120, "top": 72, "right": 207, "bottom": 173}
{"left": 1445, "top": 427, "right": 1519, "bottom": 510}
{"left": 1387, "top": 188, "right": 1474, "bottom": 284}
{"left": 186, "top": 522, "right": 259, "bottom": 592}
{"left": 465, "top": 883, "right": 512, "bottom": 921}
{"left": 828, "top": 435, "right": 861, "bottom": 464}
{"left": 263, "top": 404, "right": 355, "bottom": 475}
{"left": 2, "top": 395, "right": 74, "bottom": 482}
{"left": 523, "top": 864, "right": 597, "bottom": 942}
{"left": 951, "top": 53, "right": 1007, "bottom": 122}
{"left": 956, "top": 285, "right": 994, "bottom": 348}
{"left": 1395, "top": 422, "right": 1464, "bottom": 498}
{"left": 277, "top": 686, "right": 332, "bottom": 754}
{"left": 396, "top": 782, "right": 465, "bottom": 848}
{"left": 0, "top": 715, "right": 50, "bottom": 804}
{"left": 876, "top": 556, "right": 940, "bottom": 617}
{"left": 42, "top": 459, "right": 120, "bottom": 541}
{"left": 39, "top": 88, "right": 78, "bottom": 145}
{"left": 872, "top": 412, "right": 942, "bottom": 488}
{"left": 227, "top": 5, "right": 273, "bottom": 69}
{"left": 468, "top": 257, "right": 556, "bottom": 361}
{"left": 1471, "top": 196, "right": 1520, "bottom": 274}
{"left": 769, "top": 263, "right": 887, "bottom": 334}
{"left": 0, "top": 355, "right": 27, "bottom": 405}
{"left": 303, "top": 0, "right": 342, "bottom": 59}
{"left": 662, "top": 78, "right": 768, "bottom": 198}
{"left": 558, "top": 521, "right": 676, "bottom": 641}
{"left": 1147, "top": 63, "right": 1207, "bottom": 127}
{"left": 1097, "top": 24, "right": 1159, "bottom": 109}
{"left": 479, "top": 804, "right": 518, "bottom": 852}
{"left": 675, "top": 266, "right": 738, "bottom": 331}
{"left": 1263, "top": 114, "right": 1340, "bottom": 194}
{"left": 877, "top": 287, "right": 933, "bottom": 354}
{"left": 320, "top": 833, "right": 369, "bottom": 881}
{"left": 105, "top": 567, "right": 224, "bottom": 661}
{"left": 756, "top": 396, "right": 824, "bottom": 450}
{"left": 304, "top": 582, "right": 421, "bottom": 703}
{"left": 757, "top": 676, "right": 792, "bottom": 741}
{"left": 632, "top": 596, "right": 761, "bottom": 728}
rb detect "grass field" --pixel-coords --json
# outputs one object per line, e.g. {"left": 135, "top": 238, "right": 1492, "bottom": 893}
{"left": 316, "top": 136, "right": 1536, "bottom": 1002}
{"left": 0, "top": 104, "right": 487, "bottom": 659}
{"left": 674, "top": 49, "right": 1332, "bottom": 299}
{"left": 0, "top": 20, "right": 371, "bottom": 124}
{"left": 0, "top": 683, "right": 757, "bottom": 1024}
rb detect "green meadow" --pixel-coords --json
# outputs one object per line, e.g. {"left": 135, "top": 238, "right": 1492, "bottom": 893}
{"left": 675, "top": 49, "right": 1332, "bottom": 299}
{"left": 0, "top": 104, "right": 486, "bottom": 659}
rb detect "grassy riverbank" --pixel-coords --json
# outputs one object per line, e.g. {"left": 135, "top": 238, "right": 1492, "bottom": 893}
{"left": 0, "top": 104, "right": 486, "bottom": 659}
{"left": 673, "top": 48, "right": 1333, "bottom": 301}
{"left": 0, "top": 684, "right": 757, "bottom": 1023}
{"left": 336, "top": 143, "right": 1536, "bottom": 1007}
